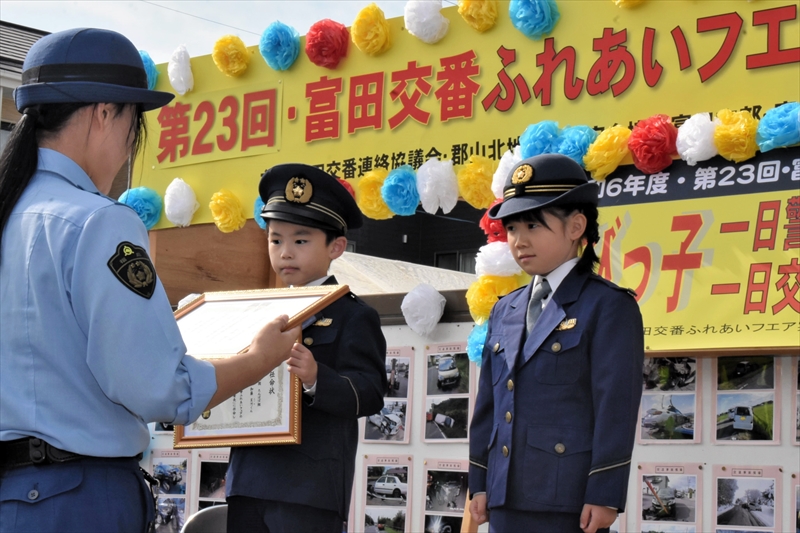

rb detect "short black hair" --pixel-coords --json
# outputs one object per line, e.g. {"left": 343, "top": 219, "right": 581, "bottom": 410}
{"left": 264, "top": 219, "right": 345, "bottom": 245}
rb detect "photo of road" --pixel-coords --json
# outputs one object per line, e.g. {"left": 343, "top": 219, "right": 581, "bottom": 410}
{"left": 716, "top": 477, "right": 775, "bottom": 528}
{"left": 424, "top": 397, "right": 468, "bottom": 440}
{"left": 364, "top": 507, "right": 405, "bottom": 533}
{"left": 365, "top": 465, "right": 408, "bottom": 508}
{"left": 426, "top": 353, "right": 469, "bottom": 396}
{"left": 385, "top": 357, "right": 410, "bottom": 399}
{"left": 716, "top": 391, "right": 774, "bottom": 441}
{"left": 717, "top": 356, "right": 774, "bottom": 391}
{"left": 642, "top": 474, "right": 697, "bottom": 522}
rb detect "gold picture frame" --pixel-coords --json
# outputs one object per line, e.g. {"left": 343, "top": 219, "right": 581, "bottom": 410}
{"left": 171, "top": 284, "right": 350, "bottom": 449}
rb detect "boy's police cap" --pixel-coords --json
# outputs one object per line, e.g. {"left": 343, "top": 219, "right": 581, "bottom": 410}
{"left": 259, "top": 163, "right": 362, "bottom": 233}
{"left": 489, "top": 153, "right": 599, "bottom": 220}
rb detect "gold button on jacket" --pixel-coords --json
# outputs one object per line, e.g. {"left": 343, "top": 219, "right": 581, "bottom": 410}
{"left": 551, "top": 342, "right": 562, "bottom": 352}
{"left": 507, "top": 379, "right": 514, "bottom": 391}
{"left": 505, "top": 412, "right": 512, "bottom": 423}
{"left": 493, "top": 342, "right": 500, "bottom": 353}
{"left": 303, "top": 337, "right": 314, "bottom": 346}
{"left": 554, "top": 443, "right": 566, "bottom": 454}
{"left": 502, "top": 446, "right": 509, "bottom": 457}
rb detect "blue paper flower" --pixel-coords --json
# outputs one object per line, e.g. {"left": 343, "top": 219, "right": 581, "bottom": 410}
{"left": 119, "top": 187, "right": 163, "bottom": 230}
{"left": 259, "top": 21, "right": 301, "bottom": 71}
{"left": 467, "top": 322, "right": 489, "bottom": 366}
{"left": 381, "top": 165, "right": 419, "bottom": 216}
{"left": 757, "top": 102, "right": 800, "bottom": 153}
{"left": 509, "top": 0, "right": 560, "bottom": 40}
{"left": 556, "top": 125, "right": 598, "bottom": 167}
{"left": 138, "top": 50, "right": 158, "bottom": 90}
{"left": 254, "top": 197, "right": 267, "bottom": 229}
{"left": 520, "top": 121, "right": 561, "bottom": 158}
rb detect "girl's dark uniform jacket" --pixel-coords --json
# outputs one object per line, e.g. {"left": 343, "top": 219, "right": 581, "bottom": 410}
{"left": 468, "top": 268, "right": 644, "bottom": 514}
{"left": 226, "top": 277, "right": 387, "bottom": 518}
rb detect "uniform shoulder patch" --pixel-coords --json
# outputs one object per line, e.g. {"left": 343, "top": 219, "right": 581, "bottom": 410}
{"left": 107, "top": 242, "right": 157, "bottom": 299}
{"left": 591, "top": 274, "right": 637, "bottom": 299}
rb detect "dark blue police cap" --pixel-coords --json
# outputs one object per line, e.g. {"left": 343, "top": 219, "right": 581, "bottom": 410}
{"left": 259, "top": 164, "right": 362, "bottom": 233}
{"left": 488, "top": 153, "right": 599, "bottom": 220}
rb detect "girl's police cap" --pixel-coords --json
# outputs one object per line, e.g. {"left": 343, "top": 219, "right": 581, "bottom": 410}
{"left": 14, "top": 28, "right": 174, "bottom": 112}
{"left": 488, "top": 153, "right": 599, "bottom": 220}
{"left": 259, "top": 164, "right": 363, "bottom": 233}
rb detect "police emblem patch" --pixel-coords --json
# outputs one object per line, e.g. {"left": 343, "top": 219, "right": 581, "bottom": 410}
{"left": 285, "top": 176, "right": 313, "bottom": 204}
{"left": 107, "top": 242, "right": 157, "bottom": 299}
{"left": 511, "top": 164, "right": 534, "bottom": 185}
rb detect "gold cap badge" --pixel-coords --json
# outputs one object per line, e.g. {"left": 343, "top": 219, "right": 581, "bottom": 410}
{"left": 285, "top": 176, "right": 313, "bottom": 204}
{"left": 511, "top": 164, "right": 534, "bottom": 185}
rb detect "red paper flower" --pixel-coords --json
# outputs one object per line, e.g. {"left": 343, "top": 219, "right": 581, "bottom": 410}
{"left": 337, "top": 178, "right": 356, "bottom": 199}
{"left": 480, "top": 200, "right": 507, "bottom": 243}
{"left": 305, "top": 19, "right": 350, "bottom": 69}
{"left": 628, "top": 114, "right": 678, "bottom": 174}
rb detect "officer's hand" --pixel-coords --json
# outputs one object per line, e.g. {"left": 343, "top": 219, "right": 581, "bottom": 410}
{"left": 286, "top": 342, "right": 318, "bottom": 388}
{"left": 250, "top": 315, "right": 299, "bottom": 373}
{"left": 469, "top": 493, "right": 488, "bottom": 525}
{"left": 580, "top": 504, "right": 617, "bottom": 533}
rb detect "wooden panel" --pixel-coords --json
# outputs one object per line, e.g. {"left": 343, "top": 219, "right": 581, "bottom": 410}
{"left": 149, "top": 220, "right": 277, "bottom": 306}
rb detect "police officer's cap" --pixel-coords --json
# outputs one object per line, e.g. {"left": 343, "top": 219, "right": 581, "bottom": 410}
{"left": 489, "top": 154, "right": 599, "bottom": 220}
{"left": 259, "top": 164, "right": 362, "bottom": 233}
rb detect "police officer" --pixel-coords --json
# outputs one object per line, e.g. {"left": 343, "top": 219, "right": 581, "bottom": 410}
{"left": 0, "top": 28, "right": 298, "bottom": 532}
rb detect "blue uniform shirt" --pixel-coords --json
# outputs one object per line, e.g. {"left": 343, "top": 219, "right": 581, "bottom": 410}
{"left": 0, "top": 148, "right": 217, "bottom": 457}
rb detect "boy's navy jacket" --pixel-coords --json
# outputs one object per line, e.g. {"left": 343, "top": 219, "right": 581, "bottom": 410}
{"left": 226, "top": 277, "right": 387, "bottom": 517}
{"left": 468, "top": 268, "right": 644, "bottom": 514}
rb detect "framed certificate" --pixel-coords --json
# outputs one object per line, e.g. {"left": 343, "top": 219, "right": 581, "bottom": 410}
{"left": 172, "top": 284, "right": 350, "bottom": 449}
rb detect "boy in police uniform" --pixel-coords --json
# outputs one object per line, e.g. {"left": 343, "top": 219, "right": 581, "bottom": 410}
{"left": 225, "top": 164, "right": 388, "bottom": 532}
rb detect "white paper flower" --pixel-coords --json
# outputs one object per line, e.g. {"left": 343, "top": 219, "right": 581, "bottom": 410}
{"left": 164, "top": 177, "right": 199, "bottom": 227}
{"left": 168, "top": 44, "right": 194, "bottom": 95}
{"left": 676, "top": 113, "right": 719, "bottom": 166}
{"left": 475, "top": 242, "right": 521, "bottom": 277}
{"left": 491, "top": 145, "right": 522, "bottom": 199}
{"left": 416, "top": 158, "right": 458, "bottom": 214}
{"left": 404, "top": 0, "right": 450, "bottom": 44}
{"left": 401, "top": 283, "right": 446, "bottom": 337}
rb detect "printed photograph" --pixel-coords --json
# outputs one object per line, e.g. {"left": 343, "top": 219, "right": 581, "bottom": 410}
{"left": 796, "top": 483, "right": 799, "bottom": 533}
{"left": 153, "top": 457, "right": 187, "bottom": 495}
{"left": 716, "top": 392, "right": 774, "bottom": 441}
{"left": 642, "top": 525, "right": 695, "bottom": 533}
{"left": 385, "top": 356, "right": 410, "bottom": 399}
{"left": 642, "top": 474, "right": 697, "bottom": 522}
{"left": 717, "top": 477, "right": 776, "bottom": 528}
{"left": 153, "top": 422, "right": 174, "bottom": 433}
{"left": 609, "top": 514, "right": 621, "bottom": 533}
{"left": 424, "top": 514, "right": 462, "bottom": 533}
{"left": 716, "top": 530, "right": 768, "bottom": 533}
{"left": 426, "top": 353, "right": 469, "bottom": 395}
{"left": 424, "top": 397, "right": 469, "bottom": 441}
{"left": 717, "top": 356, "right": 774, "bottom": 391}
{"left": 198, "top": 500, "right": 226, "bottom": 511}
{"left": 426, "top": 470, "right": 468, "bottom": 513}
{"left": 364, "top": 507, "right": 406, "bottom": 533}
{"left": 154, "top": 497, "right": 185, "bottom": 533}
{"left": 197, "top": 461, "right": 227, "bottom": 499}
{"left": 643, "top": 358, "right": 697, "bottom": 391}
{"left": 364, "top": 400, "right": 407, "bottom": 442}
{"left": 640, "top": 394, "right": 695, "bottom": 440}
{"left": 796, "top": 394, "right": 799, "bottom": 443}
{"left": 366, "top": 465, "right": 408, "bottom": 507}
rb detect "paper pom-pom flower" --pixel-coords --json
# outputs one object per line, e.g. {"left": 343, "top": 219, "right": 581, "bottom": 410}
{"left": 401, "top": 283, "right": 446, "bottom": 337}
{"left": 480, "top": 200, "right": 508, "bottom": 243}
{"left": 119, "top": 187, "right": 162, "bottom": 230}
{"left": 458, "top": 0, "right": 499, "bottom": 32}
{"left": 356, "top": 168, "right": 394, "bottom": 220}
{"left": 458, "top": 155, "right": 496, "bottom": 209}
{"left": 417, "top": 158, "right": 459, "bottom": 214}
{"left": 520, "top": 120, "right": 561, "bottom": 159}
{"left": 168, "top": 44, "right": 194, "bottom": 95}
{"left": 164, "top": 178, "right": 199, "bottom": 227}
{"left": 466, "top": 275, "right": 520, "bottom": 324}
{"left": 351, "top": 3, "right": 392, "bottom": 56}
{"left": 382, "top": 165, "right": 419, "bottom": 216}
{"left": 212, "top": 35, "right": 250, "bottom": 77}
{"left": 614, "top": 0, "right": 644, "bottom": 7}
{"left": 714, "top": 109, "right": 759, "bottom": 163}
{"left": 556, "top": 125, "right": 598, "bottom": 167}
{"left": 467, "top": 321, "right": 489, "bottom": 365}
{"left": 509, "top": 0, "right": 560, "bottom": 40}
{"left": 404, "top": 0, "right": 450, "bottom": 44}
{"left": 757, "top": 102, "right": 800, "bottom": 153}
{"left": 676, "top": 113, "right": 718, "bottom": 166}
{"left": 209, "top": 189, "right": 247, "bottom": 233}
{"left": 305, "top": 19, "right": 350, "bottom": 69}
{"left": 259, "top": 21, "right": 300, "bottom": 71}
{"left": 492, "top": 146, "right": 522, "bottom": 199}
{"left": 628, "top": 114, "right": 678, "bottom": 175}
{"left": 584, "top": 125, "right": 632, "bottom": 181}
{"left": 338, "top": 178, "right": 356, "bottom": 198}
{"left": 254, "top": 197, "right": 267, "bottom": 229}
{"left": 476, "top": 242, "right": 522, "bottom": 277}
{"left": 138, "top": 51, "right": 158, "bottom": 90}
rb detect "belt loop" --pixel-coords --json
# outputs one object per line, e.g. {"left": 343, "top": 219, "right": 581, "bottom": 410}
{"left": 28, "top": 438, "right": 47, "bottom": 464}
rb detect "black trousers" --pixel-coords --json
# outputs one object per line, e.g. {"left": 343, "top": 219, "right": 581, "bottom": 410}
{"left": 489, "top": 508, "right": 612, "bottom": 533}
{"left": 227, "top": 496, "right": 344, "bottom": 533}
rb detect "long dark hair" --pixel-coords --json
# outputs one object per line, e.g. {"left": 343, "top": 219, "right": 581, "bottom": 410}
{"left": 0, "top": 102, "right": 146, "bottom": 251}
{"left": 502, "top": 203, "right": 601, "bottom": 274}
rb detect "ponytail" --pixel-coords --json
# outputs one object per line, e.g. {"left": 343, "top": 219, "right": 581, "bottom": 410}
{"left": 575, "top": 204, "right": 600, "bottom": 275}
{"left": 0, "top": 109, "right": 41, "bottom": 245}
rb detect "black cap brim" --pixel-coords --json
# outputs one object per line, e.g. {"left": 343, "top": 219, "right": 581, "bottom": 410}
{"left": 489, "top": 181, "right": 600, "bottom": 220}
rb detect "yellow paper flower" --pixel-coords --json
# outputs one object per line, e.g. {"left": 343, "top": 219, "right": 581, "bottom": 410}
{"left": 583, "top": 125, "right": 632, "bottom": 181}
{"left": 458, "top": 155, "right": 496, "bottom": 209}
{"left": 351, "top": 3, "right": 392, "bottom": 56}
{"left": 714, "top": 108, "right": 759, "bottom": 163}
{"left": 613, "top": 0, "right": 644, "bottom": 7}
{"left": 458, "top": 0, "right": 499, "bottom": 33}
{"left": 356, "top": 168, "right": 394, "bottom": 220}
{"left": 209, "top": 189, "right": 246, "bottom": 233}
{"left": 466, "top": 275, "right": 521, "bottom": 324}
{"left": 212, "top": 35, "right": 250, "bottom": 77}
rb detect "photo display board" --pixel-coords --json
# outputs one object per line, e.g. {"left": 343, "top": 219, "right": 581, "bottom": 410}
{"left": 713, "top": 464, "right": 781, "bottom": 532}
{"left": 192, "top": 449, "right": 229, "bottom": 514}
{"left": 639, "top": 357, "right": 701, "bottom": 444}
{"left": 423, "top": 342, "right": 475, "bottom": 444}
{"left": 637, "top": 463, "right": 703, "bottom": 533}
{"left": 362, "top": 454, "right": 413, "bottom": 533}
{"left": 151, "top": 449, "right": 191, "bottom": 532}
{"left": 421, "top": 458, "right": 469, "bottom": 533}
{"left": 362, "top": 346, "right": 414, "bottom": 445}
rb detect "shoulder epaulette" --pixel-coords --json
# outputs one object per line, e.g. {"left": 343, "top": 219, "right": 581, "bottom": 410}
{"left": 591, "top": 273, "right": 637, "bottom": 299}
